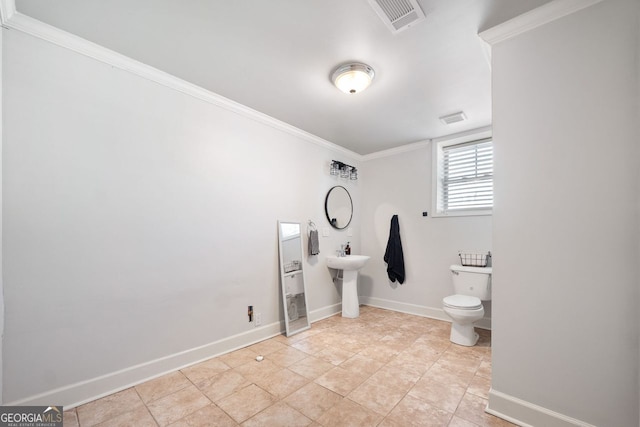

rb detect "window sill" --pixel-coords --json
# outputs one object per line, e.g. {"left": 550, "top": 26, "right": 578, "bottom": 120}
{"left": 431, "top": 210, "right": 492, "bottom": 218}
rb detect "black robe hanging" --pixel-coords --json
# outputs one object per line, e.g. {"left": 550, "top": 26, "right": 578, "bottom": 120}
{"left": 383, "top": 215, "right": 405, "bottom": 284}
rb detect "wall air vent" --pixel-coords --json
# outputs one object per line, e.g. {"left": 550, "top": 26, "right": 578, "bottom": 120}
{"left": 367, "top": 0, "right": 426, "bottom": 34}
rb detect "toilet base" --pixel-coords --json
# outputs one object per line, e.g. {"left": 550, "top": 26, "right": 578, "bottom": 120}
{"left": 450, "top": 322, "right": 480, "bottom": 346}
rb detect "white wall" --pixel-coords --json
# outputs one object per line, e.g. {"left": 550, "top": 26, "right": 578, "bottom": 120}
{"left": 359, "top": 142, "right": 492, "bottom": 324}
{"left": 0, "top": 23, "right": 4, "bottom": 406}
{"left": 489, "top": 0, "right": 639, "bottom": 425}
{"left": 2, "top": 28, "right": 360, "bottom": 405}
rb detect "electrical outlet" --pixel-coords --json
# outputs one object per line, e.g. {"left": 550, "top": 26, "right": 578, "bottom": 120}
{"left": 255, "top": 312, "right": 262, "bottom": 327}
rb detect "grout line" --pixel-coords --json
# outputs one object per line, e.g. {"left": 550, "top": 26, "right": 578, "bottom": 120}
{"left": 131, "top": 387, "right": 160, "bottom": 427}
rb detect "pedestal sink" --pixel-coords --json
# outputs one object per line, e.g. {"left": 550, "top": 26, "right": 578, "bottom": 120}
{"left": 326, "top": 255, "right": 370, "bottom": 318}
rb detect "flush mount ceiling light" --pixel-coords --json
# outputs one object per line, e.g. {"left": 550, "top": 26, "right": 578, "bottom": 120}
{"left": 331, "top": 63, "right": 375, "bottom": 94}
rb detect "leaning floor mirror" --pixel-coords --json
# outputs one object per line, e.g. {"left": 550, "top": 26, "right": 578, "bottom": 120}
{"left": 277, "top": 221, "right": 311, "bottom": 336}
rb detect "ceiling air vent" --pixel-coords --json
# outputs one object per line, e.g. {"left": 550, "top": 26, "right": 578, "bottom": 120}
{"left": 440, "top": 112, "right": 467, "bottom": 125}
{"left": 367, "top": 0, "right": 426, "bottom": 34}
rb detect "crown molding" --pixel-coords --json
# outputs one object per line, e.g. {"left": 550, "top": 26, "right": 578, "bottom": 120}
{"left": 2, "top": 7, "right": 364, "bottom": 161}
{"left": 0, "top": 0, "right": 16, "bottom": 23}
{"left": 2, "top": 0, "right": 501, "bottom": 162}
{"left": 479, "top": 0, "right": 603, "bottom": 45}
{"left": 431, "top": 125, "right": 492, "bottom": 145}
{"left": 361, "top": 139, "right": 431, "bottom": 161}
{"left": 361, "top": 124, "right": 493, "bottom": 161}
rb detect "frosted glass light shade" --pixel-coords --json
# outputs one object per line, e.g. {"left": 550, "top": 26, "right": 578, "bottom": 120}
{"left": 331, "top": 63, "right": 375, "bottom": 94}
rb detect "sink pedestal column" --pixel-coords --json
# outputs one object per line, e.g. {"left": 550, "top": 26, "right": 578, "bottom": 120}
{"left": 341, "top": 270, "right": 360, "bottom": 318}
{"left": 326, "top": 255, "right": 369, "bottom": 319}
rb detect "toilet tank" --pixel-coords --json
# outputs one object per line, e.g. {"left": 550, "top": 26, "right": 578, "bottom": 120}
{"left": 450, "top": 265, "right": 492, "bottom": 300}
{"left": 284, "top": 272, "right": 305, "bottom": 295}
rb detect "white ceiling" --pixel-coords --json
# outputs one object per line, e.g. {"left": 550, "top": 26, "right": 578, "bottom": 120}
{"left": 16, "top": 0, "right": 551, "bottom": 155}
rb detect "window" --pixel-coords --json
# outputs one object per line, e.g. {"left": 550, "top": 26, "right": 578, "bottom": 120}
{"left": 433, "top": 136, "right": 493, "bottom": 216}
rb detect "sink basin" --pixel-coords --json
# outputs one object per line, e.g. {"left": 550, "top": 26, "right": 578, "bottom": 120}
{"left": 326, "top": 255, "right": 371, "bottom": 271}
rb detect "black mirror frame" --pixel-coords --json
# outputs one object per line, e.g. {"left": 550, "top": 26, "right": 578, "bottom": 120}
{"left": 324, "top": 185, "right": 353, "bottom": 229}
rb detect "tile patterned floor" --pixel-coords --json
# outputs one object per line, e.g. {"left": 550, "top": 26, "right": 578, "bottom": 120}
{"left": 63, "top": 307, "right": 515, "bottom": 426}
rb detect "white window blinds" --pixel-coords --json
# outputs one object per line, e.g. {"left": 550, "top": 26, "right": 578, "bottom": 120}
{"left": 441, "top": 138, "right": 493, "bottom": 212}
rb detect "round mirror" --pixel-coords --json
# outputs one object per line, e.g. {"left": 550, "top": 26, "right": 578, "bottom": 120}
{"left": 325, "top": 186, "right": 353, "bottom": 229}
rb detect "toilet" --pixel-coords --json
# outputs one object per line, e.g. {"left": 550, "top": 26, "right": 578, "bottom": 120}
{"left": 443, "top": 264, "right": 492, "bottom": 346}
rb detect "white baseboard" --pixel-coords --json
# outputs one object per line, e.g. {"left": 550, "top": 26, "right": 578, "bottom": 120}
{"left": 487, "top": 389, "right": 597, "bottom": 427}
{"left": 6, "top": 303, "right": 343, "bottom": 409}
{"left": 360, "top": 296, "right": 492, "bottom": 330}
{"left": 5, "top": 300, "right": 465, "bottom": 409}
{"left": 6, "top": 321, "right": 283, "bottom": 408}
{"left": 309, "top": 303, "right": 342, "bottom": 322}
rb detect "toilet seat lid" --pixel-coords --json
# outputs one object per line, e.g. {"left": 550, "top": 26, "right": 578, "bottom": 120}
{"left": 443, "top": 295, "right": 482, "bottom": 310}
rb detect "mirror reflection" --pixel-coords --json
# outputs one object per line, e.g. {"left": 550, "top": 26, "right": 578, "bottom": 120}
{"left": 325, "top": 186, "right": 353, "bottom": 229}
{"left": 278, "top": 221, "right": 310, "bottom": 336}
